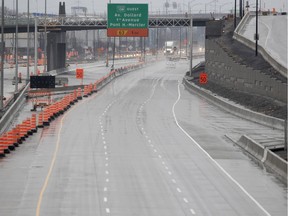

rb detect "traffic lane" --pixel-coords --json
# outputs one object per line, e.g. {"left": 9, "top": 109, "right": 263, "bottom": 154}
{"left": 103, "top": 75, "right": 193, "bottom": 215}
{"left": 0, "top": 69, "right": 130, "bottom": 216}
{"left": 174, "top": 83, "right": 287, "bottom": 215}
{"left": 154, "top": 74, "right": 286, "bottom": 215}
{"left": 0, "top": 120, "right": 63, "bottom": 216}
{"left": 138, "top": 78, "right": 269, "bottom": 215}
{"left": 9, "top": 86, "right": 120, "bottom": 216}
{"left": 13, "top": 64, "right": 155, "bottom": 215}
{"left": 100, "top": 60, "right": 282, "bottom": 215}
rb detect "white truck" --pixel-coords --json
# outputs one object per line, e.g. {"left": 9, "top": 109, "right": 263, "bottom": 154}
{"left": 163, "top": 41, "right": 179, "bottom": 55}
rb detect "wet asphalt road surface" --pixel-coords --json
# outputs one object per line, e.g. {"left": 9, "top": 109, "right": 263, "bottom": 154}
{"left": 0, "top": 60, "right": 287, "bottom": 216}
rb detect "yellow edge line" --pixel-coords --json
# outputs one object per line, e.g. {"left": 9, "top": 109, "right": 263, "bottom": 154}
{"left": 35, "top": 95, "right": 96, "bottom": 216}
{"left": 35, "top": 113, "right": 66, "bottom": 216}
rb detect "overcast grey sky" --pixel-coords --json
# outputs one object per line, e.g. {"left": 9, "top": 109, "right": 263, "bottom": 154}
{"left": 4, "top": 0, "right": 288, "bottom": 15}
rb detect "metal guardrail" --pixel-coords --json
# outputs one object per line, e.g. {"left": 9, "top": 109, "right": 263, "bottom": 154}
{"left": 0, "top": 84, "right": 29, "bottom": 135}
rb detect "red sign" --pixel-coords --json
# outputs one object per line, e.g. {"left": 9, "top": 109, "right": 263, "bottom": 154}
{"left": 107, "top": 28, "right": 148, "bottom": 37}
{"left": 76, "top": 68, "right": 84, "bottom": 79}
{"left": 199, "top": 72, "right": 208, "bottom": 84}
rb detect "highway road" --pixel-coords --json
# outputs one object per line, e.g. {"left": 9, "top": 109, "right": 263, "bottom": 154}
{"left": 240, "top": 14, "right": 287, "bottom": 69}
{"left": 0, "top": 60, "right": 287, "bottom": 216}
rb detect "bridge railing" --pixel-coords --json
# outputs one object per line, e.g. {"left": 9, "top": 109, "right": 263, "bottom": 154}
{"left": 1, "top": 13, "right": 225, "bottom": 28}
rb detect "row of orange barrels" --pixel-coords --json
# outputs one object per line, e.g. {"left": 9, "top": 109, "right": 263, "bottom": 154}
{"left": 0, "top": 83, "right": 98, "bottom": 157}
{"left": 0, "top": 63, "right": 143, "bottom": 157}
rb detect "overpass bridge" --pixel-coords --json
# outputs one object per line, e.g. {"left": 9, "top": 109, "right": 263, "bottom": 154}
{"left": 1, "top": 13, "right": 226, "bottom": 33}
{"left": 1, "top": 13, "right": 226, "bottom": 71}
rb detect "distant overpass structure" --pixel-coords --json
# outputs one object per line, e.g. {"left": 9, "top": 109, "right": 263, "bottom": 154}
{"left": 0, "top": 12, "right": 226, "bottom": 71}
{"left": 0, "top": 13, "right": 227, "bottom": 33}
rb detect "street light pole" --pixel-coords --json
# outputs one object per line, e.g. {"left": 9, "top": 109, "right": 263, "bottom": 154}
{"left": 15, "top": 0, "right": 19, "bottom": 93}
{"left": 106, "top": 0, "right": 112, "bottom": 67}
{"left": 44, "top": 0, "right": 47, "bottom": 72}
{"left": 255, "top": 0, "right": 259, "bottom": 56}
{"left": 189, "top": 16, "right": 193, "bottom": 77}
{"left": 26, "top": 0, "right": 30, "bottom": 84}
{"left": 234, "top": 0, "right": 237, "bottom": 29}
{"left": 156, "top": 26, "right": 159, "bottom": 60}
{"left": 34, "top": 18, "right": 38, "bottom": 76}
{"left": 1, "top": 0, "right": 4, "bottom": 109}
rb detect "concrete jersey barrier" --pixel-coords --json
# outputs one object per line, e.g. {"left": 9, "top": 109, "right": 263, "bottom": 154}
{"left": 183, "top": 78, "right": 285, "bottom": 130}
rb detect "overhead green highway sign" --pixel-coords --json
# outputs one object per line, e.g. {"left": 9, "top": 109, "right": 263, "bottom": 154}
{"left": 107, "top": 3, "right": 148, "bottom": 37}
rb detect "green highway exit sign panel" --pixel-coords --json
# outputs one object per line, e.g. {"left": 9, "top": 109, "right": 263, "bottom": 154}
{"left": 107, "top": 3, "right": 148, "bottom": 37}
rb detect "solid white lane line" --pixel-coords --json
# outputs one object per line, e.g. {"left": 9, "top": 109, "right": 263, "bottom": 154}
{"left": 183, "top": 198, "right": 189, "bottom": 203}
{"left": 190, "top": 209, "right": 196, "bottom": 215}
{"left": 173, "top": 81, "right": 271, "bottom": 216}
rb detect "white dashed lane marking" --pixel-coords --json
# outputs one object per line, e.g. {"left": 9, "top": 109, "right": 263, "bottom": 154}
{"left": 190, "top": 209, "right": 196, "bottom": 215}
{"left": 136, "top": 79, "right": 198, "bottom": 215}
